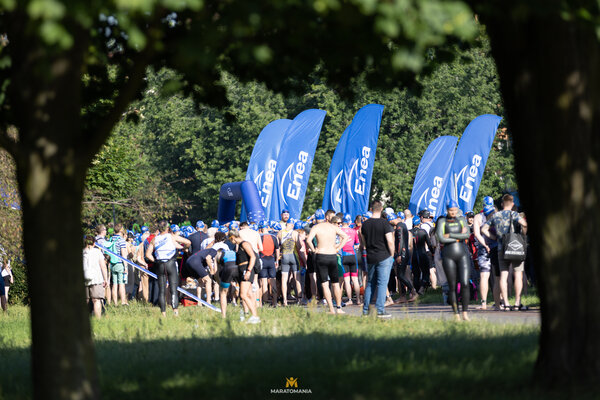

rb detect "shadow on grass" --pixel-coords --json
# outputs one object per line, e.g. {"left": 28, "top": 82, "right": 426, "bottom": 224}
{"left": 2, "top": 327, "right": 592, "bottom": 400}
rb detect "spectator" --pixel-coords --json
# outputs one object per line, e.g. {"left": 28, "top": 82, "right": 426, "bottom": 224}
{"left": 83, "top": 235, "right": 108, "bottom": 318}
{"left": 361, "top": 200, "right": 395, "bottom": 318}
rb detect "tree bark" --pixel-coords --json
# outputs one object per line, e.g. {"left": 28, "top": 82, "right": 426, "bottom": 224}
{"left": 16, "top": 160, "right": 100, "bottom": 400}
{"left": 7, "top": 25, "right": 101, "bottom": 399}
{"left": 481, "top": 6, "right": 600, "bottom": 385}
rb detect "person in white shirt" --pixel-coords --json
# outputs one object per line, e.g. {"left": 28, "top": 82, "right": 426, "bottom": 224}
{"left": 83, "top": 236, "right": 108, "bottom": 318}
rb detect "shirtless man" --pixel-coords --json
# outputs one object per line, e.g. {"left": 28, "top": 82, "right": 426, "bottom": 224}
{"left": 307, "top": 215, "right": 349, "bottom": 314}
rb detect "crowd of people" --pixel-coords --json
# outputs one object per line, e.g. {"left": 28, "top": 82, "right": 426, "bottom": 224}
{"left": 82, "top": 194, "right": 532, "bottom": 322}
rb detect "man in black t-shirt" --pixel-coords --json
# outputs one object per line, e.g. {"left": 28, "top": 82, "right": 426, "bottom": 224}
{"left": 361, "top": 200, "right": 395, "bottom": 318}
{"left": 188, "top": 221, "right": 208, "bottom": 255}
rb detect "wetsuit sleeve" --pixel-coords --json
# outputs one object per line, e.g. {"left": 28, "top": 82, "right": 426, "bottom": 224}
{"left": 436, "top": 218, "right": 456, "bottom": 244}
{"left": 449, "top": 217, "right": 471, "bottom": 240}
{"left": 424, "top": 231, "right": 434, "bottom": 251}
{"left": 402, "top": 224, "right": 409, "bottom": 250}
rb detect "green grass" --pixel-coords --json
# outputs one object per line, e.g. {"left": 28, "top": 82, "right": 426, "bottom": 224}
{"left": 0, "top": 302, "right": 588, "bottom": 399}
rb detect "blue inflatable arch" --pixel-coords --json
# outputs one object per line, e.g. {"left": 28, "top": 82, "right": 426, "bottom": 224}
{"left": 217, "top": 181, "right": 266, "bottom": 224}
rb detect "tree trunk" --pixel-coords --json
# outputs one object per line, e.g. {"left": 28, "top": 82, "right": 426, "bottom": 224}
{"left": 481, "top": 7, "right": 600, "bottom": 385}
{"left": 15, "top": 150, "right": 100, "bottom": 399}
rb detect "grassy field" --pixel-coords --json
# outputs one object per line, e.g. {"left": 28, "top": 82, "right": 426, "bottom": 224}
{"left": 0, "top": 302, "right": 589, "bottom": 399}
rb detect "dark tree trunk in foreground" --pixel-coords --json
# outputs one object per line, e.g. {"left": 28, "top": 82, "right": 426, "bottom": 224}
{"left": 481, "top": 5, "right": 600, "bottom": 385}
{"left": 7, "top": 34, "right": 101, "bottom": 399}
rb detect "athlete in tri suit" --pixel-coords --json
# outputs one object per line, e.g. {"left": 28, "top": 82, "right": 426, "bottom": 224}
{"left": 258, "top": 221, "right": 280, "bottom": 307}
{"left": 409, "top": 216, "right": 434, "bottom": 295}
{"left": 182, "top": 248, "right": 218, "bottom": 306}
{"left": 215, "top": 248, "right": 238, "bottom": 319}
{"left": 145, "top": 220, "right": 191, "bottom": 317}
{"left": 228, "top": 229, "right": 260, "bottom": 324}
{"left": 340, "top": 214, "right": 361, "bottom": 305}
{"left": 436, "top": 201, "right": 472, "bottom": 321}
{"left": 277, "top": 213, "right": 303, "bottom": 306}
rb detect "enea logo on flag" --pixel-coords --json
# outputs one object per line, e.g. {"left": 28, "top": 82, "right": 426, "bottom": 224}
{"left": 254, "top": 159, "right": 277, "bottom": 207}
{"left": 271, "top": 377, "right": 312, "bottom": 394}
{"left": 279, "top": 151, "right": 309, "bottom": 204}
{"left": 330, "top": 170, "right": 344, "bottom": 209}
{"left": 455, "top": 154, "right": 483, "bottom": 203}
{"left": 346, "top": 146, "right": 371, "bottom": 200}
{"left": 416, "top": 176, "right": 444, "bottom": 217}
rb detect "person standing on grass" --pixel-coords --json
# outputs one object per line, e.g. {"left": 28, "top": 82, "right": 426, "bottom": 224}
{"left": 436, "top": 201, "right": 472, "bottom": 321}
{"left": 95, "top": 224, "right": 112, "bottom": 304}
{"left": 361, "top": 200, "right": 395, "bottom": 318}
{"left": 340, "top": 214, "right": 361, "bottom": 305}
{"left": 188, "top": 221, "right": 208, "bottom": 255}
{"left": 145, "top": 220, "right": 191, "bottom": 317}
{"left": 481, "top": 194, "right": 528, "bottom": 311}
{"left": 1, "top": 245, "right": 13, "bottom": 304}
{"left": 83, "top": 235, "right": 108, "bottom": 318}
{"left": 258, "top": 221, "right": 279, "bottom": 307}
{"left": 108, "top": 224, "right": 129, "bottom": 306}
{"left": 277, "top": 212, "right": 303, "bottom": 306}
{"left": 473, "top": 205, "right": 501, "bottom": 310}
{"left": 307, "top": 211, "right": 349, "bottom": 315}
{"left": 392, "top": 213, "right": 417, "bottom": 303}
{"left": 228, "top": 229, "right": 260, "bottom": 324}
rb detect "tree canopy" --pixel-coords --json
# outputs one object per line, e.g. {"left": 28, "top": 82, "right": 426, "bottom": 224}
{"left": 87, "top": 32, "right": 514, "bottom": 225}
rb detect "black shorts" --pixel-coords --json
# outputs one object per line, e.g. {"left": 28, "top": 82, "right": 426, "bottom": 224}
{"left": 238, "top": 264, "right": 256, "bottom": 283}
{"left": 259, "top": 257, "right": 277, "bottom": 279}
{"left": 183, "top": 258, "right": 209, "bottom": 280}
{"left": 316, "top": 254, "right": 339, "bottom": 283}
{"left": 307, "top": 253, "right": 316, "bottom": 274}
{"left": 219, "top": 262, "right": 239, "bottom": 288}
{"left": 342, "top": 254, "right": 358, "bottom": 275}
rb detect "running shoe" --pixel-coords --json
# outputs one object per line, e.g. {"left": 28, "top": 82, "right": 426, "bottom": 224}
{"left": 377, "top": 312, "right": 392, "bottom": 318}
{"left": 246, "top": 316, "right": 261, "bottom": 324}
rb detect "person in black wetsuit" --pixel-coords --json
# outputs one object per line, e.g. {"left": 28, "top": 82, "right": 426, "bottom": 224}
{"left": 394, "top": 213, "right": 418, "bottom": 303}
{"left": 409, "top": 216, "right": 434, "bottom": 295}
{"left": 436, "top": 201, "right": 472, "bottom": 321}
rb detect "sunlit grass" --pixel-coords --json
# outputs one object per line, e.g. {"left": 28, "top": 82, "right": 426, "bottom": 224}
{"left": 0, "top": 302, "right": 581, "bottom": 400}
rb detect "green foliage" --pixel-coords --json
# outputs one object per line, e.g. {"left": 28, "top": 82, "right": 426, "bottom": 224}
{"left": 92, "top": 29, "right": 515, "bottom": 221}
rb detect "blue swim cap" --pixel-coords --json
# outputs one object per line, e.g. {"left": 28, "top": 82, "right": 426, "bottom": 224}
{"left": 447, "top": 200, "right": 459, "bottom": 210}
{"left": 196, "top": 220, "right": 205, "bottom": 229}
{"left": 387, "top": 213, "right": 397, "bottom": 222}
{"left": 250, "top": 223, "right": 258, "bottom": 231}
{"left": 170, "top": 224, "right": 180, "bottom": 232}
{"left": 294, "top": 221, "right": 305, "bottom": 230}
{"left": 211, "top": 220, "right": 219, "bottom": 228}
{"left": 281, "top": 209, "right": 290, "bottom": 214}
{"left": 272, "top": 222, "right": 282, "bottom": 231}
{"left": 483, "top": 196, "right": 494, "bottom": 207}
{"left": 141, "top": 225, "right": 149, "bottom": 233}
{"left": 398, "top": 211, "right": 405, "bottom": 220}
{"left": 349, "top": 223, "right": 356, "bottom": 229}
{"left": 412, "top": 216, "right": 421, "bottom": 226}
{"left": 315, "top": 209, "right": 326, "bottom": 220}
{"left": 483, "top": 205, "right": 495, "bottom": 216}
{"left": 343, "top": 214, "right": 352, "bottom": 224}
{"left": 218, "top": 225, "right": 229, "bottom": 233}
{"left": 258, "top": 220, "right": 267, "bottom": 229}
{"left": 230, "top": 221, "right": 240, "bottom": 230}
{"left": 363, "top": 211, "right": 373, "bottom": 219}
